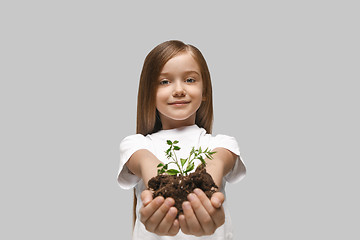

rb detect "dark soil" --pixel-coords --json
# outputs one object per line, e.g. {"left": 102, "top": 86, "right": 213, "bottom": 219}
{"left": 147, "top": 165, "right": 218, "bottom": 217}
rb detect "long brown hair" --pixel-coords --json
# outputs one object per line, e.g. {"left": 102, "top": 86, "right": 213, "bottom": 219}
{"left": 133, "top": 40, "right": 214, "bottom": 226}
{"left": 136, "top": 40, "right": 213, "bottom": 135}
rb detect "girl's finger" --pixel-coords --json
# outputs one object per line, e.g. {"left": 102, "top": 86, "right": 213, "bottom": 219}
{"left": 168, "top": 219, "right": 180, "bottom": 236}
{"left": 182, "top": 201, "right": 203, "bottom": 236}
{"left": 178, "top": 214, "right": 189, "bottom": 234}
{"left": 155, "top": 206, "right": 178, "bottom": 235}
{"left": 210, "top": 192, "right": 225, "bottom": 209}
{"left": 139, "top": 196, "right": 164, "bottom": 223}
{"left": 140, "top": 190, "right": 154, "bottom": 206}
{"left": 209, "top": 205, "right": 225, "bottom": 228}
{"left": 188, "top": 192, "right": 216, "bottom": 235}
{"left": 193, "top": 188, "right": 216, "bottom": 215}
{"left": 194, "top": 189, "right": 225, "bottom": 228}
{"left": 144, "top": 197, "right": 175, "bottom": 232}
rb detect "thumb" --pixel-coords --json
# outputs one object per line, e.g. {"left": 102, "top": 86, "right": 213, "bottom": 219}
{"left": 211, "top": 192, "right": 225, "bottom": 208}
{"left": 141, "top": 190, "right": 153, "bottom": 206}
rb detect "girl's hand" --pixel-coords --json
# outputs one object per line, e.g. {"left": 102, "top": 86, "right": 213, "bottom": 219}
{"left": 139, "top": 190, "right": 180, "bottom": 236}
{"left": 179, "top": 189, "right": 225, "bottom": 236}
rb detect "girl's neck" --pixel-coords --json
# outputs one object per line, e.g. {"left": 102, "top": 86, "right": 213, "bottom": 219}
{"left": 162, "top": 120, "right": 197, "bottom": 131}
{"left": 159, "top": 112, "right": 196, "bottom": 130}
{"left": 162, "top": 121, "right": 196, "bottom": 130}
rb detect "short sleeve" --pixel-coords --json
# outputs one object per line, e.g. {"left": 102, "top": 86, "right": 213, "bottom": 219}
{"left": 117, "top": 134, "right": 149, "bottom": 189}
{"left": 210, "top": 134, "right": 246, "bottom": 184}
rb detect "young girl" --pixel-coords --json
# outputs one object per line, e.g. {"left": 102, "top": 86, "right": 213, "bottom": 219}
{"left": 117, "top": 40, "right": 246, "bottom": 239}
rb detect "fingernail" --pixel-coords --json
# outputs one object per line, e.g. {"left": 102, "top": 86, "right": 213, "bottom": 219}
{"left": 156, "top": 197, "right": 164, "bottom": 205}
{"left": 188, "top": 193, "right": 196, "bottom": 202}
{"left": 183, "top": 201, "right": 191, "bottom": 210}
{"left": 169, "top": 207, "right": 177, "bottom": 216}
{"left": 213, "top": 199, "right": 221, "bottom": 208}
{"left": 145, "top": 194, "right": 153, "bottom": 202}
{"left": 173, "top": 219, "right": 179, "bottom": 227}
{"left": 165, "top": 198, "right": 174, "bottom": 207}
{"left": 193, "top": 188, "right": 201, "bottom": 195}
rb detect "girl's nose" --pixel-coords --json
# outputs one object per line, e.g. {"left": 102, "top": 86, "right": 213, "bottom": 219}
{"left": 173, "top": 81, "right": 186, "bottom": 97}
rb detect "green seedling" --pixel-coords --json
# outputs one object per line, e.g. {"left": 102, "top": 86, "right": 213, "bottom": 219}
{"left": 157, "top": 140, "right": 216, "bottom": 176}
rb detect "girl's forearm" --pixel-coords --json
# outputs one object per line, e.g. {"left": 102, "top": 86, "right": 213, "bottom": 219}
{"left": 126, "top": 149, "right": 162, "bottom": 187}
{"left": 205, "top": 147, "right": 237, "bottom": 189}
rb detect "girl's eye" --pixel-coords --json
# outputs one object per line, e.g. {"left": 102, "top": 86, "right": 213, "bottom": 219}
{"left": 186, "top": 78, "right": 196, "bottom": 83}
{"left": 160, "top": 80, "right": 170, "bottom": 85}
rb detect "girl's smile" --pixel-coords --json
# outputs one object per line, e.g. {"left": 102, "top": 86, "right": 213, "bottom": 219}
{"left": 168, "top": 100, "right": 191, "bottom": 106}
{"left": 156, "top": 52, "right": 204, "bottom": 130}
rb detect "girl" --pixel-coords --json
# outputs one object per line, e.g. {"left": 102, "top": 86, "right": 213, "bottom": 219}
{"left": 117, "top": 40, "right": 246, "bottom": 239}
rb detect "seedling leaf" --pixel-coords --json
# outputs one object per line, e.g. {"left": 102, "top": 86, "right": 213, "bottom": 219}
{"left": 166, "top": 169, "right": 179, "bottom": 175}
{"left": 198, "top": 155, "right": 206, "bottom": 165}
{"left": 181, "top": 158, "right": 187, "bottom": 167}
{"left": 186, "top": 162, "right": 194, "bottom": 172}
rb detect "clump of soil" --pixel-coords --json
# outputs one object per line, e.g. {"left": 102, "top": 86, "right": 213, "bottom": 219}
{"left": 148, "top": 164, "right": 218, "bottom": 217}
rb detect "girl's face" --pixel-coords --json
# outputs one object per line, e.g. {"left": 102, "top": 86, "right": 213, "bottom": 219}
{"left": 156, "top": 52, "right": 203, "bottom": 130}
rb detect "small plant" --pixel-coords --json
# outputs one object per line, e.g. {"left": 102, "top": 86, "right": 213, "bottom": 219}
{"left": 157, "top": 140, "right": 216, "bottom": 176}
{"left": 149, "top": 140, "right": 219, "bottom": 216}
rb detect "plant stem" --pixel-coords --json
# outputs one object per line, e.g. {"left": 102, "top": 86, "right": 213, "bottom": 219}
{"left": 172, "top": 148, "right": 183, "bottom": 175}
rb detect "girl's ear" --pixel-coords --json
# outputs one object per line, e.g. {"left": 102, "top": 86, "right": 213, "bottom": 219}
{"left": 202, "top": 96, "right": 206, "bottom": 101}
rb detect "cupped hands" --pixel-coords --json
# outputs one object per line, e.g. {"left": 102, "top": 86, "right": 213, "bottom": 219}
{"left": 139, "top": 188, "right": 225, "bottom": 237}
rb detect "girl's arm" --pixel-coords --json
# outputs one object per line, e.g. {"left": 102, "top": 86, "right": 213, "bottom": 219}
{"left": 205, "top": 147, "right": 238, "bottom": 189}
{"left": 179, "top": 147, "right": 238, "bottom": 236}
{"left": 126, "top": 149, "right": 180, "bottom": 236}
{"left": 125, "top": 149, "right": 161, "bottom": 187}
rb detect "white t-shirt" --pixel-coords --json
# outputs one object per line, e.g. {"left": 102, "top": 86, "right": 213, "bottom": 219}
{"left": 117, "top": 124, "right": 246, "bottom": 240}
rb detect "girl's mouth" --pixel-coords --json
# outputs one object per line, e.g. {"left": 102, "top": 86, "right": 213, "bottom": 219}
{"left": 168, "top": 101, "right": 190, "bottom": 106}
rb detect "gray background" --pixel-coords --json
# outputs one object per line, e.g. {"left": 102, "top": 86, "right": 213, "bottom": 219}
{"left": 1, "top": 0, "right": 359, "bottom": 239}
